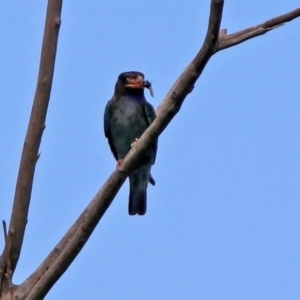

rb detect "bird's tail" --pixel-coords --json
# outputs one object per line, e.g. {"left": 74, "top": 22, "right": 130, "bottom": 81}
{"left": 129, "top": 187, "right": 147, "bottom": 216}
{"left": 128, "top": 169, "right": 149, "bottom": 215}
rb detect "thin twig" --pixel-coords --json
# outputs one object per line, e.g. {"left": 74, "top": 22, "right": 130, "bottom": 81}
{"left": 218, "top": 7, "right": 300, "bottom": 51}
{"left": 0, "top": 220, "right": 8, "bottom": 293}
{"left": 0, "top": 230, "right": 14, "bottom": 295}
{"left": 2, "top": 221, "right": 7, "bottom": 243}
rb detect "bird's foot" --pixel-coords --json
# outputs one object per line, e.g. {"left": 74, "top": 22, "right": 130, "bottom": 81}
{"left": 117, "top": 159, "right": 124, "bottom": 170}
{"left": 131, "top": 138, "right": 139, "bottom": 148}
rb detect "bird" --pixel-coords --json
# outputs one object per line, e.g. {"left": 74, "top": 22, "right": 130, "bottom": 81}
{"left": 104, "top": 71, "right": 157, "bottom": 215}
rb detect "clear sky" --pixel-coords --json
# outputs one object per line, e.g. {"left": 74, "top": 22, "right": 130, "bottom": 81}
{"left": 1, "top": 1, "right": 300, "bottom": 299}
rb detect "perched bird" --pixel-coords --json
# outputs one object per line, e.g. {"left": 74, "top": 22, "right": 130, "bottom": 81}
{"left": 104, "top": 71, "right": 157, "bottom": 215}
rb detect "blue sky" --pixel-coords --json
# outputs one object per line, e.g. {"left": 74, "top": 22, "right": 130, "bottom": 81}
{"left": 1, "top": 1, "right": 300, "bottom": 299}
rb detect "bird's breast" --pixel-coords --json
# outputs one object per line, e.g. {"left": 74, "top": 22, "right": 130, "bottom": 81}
{"left": 110, "top": 98, "right": 148, "bottom": 158}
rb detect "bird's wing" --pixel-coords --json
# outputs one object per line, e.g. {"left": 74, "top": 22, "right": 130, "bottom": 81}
{"left": 144, "top": 102, "right": 158, "bottom": 164}
{"left": 104, "top": 100, "right": 118, "bottom": 161}
{"left": 144, "top": 102, "right": 156, "bottom": 125}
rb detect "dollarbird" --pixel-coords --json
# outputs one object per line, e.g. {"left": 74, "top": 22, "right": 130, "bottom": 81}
{"left": 104, "top": 71, "right": 157, "bottom": 215}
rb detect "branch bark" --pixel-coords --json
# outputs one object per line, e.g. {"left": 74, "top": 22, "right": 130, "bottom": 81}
{"left": 2, "top": 1, "right": 300, "bottom": 299}
{"left": 218, "top": 7, "right": 300, "bottom": 51}
{"left": 0, "top": 0, "right": 62, "bottom": 297}
{"left": 14, "top": 1, "right": 224, "bottom": 299}
{"left": 17, "top": 2, "right": 300, "bottom": 299}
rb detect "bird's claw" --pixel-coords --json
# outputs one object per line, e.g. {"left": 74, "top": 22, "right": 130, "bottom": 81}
{"left": 117, "top": 159, "right": 124, "bottom": 170}
{"left": 131, "top": 138, "right": 139, "bottom": 148}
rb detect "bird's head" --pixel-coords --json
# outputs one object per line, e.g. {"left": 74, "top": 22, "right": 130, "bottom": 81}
{"left": 115, "top": 71, "right": 154, "bottom": 97}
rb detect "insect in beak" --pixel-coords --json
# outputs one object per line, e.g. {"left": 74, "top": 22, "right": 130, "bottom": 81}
{"left": 143, "top": 80, "right": 154, "bottom": 97}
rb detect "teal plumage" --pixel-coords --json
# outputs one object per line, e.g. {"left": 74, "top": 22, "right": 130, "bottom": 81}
{"left": 104, "top": 71, "right": 157, "bottom": 215}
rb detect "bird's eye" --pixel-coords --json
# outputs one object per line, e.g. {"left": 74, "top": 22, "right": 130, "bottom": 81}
{"left": 123, "top": 76, "right": 130, "bottom": 83}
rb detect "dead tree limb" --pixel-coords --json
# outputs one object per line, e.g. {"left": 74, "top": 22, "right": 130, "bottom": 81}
{"left": 18, "top": 2, "right": 300, "bottom": 299}
{"left": 218, "top": 7, "right": 300, "bottom": 51}
{"left": 2, "top": 1, "right": 300, "bottom": 299}
{"left": 2, "top": 222, "right": 7, "bottom": 244}
{"left": 17, "top": 1, "right": 224, "bottom": 299}
{"left": 0, "top": 0, "right": 62, "bottom": 297}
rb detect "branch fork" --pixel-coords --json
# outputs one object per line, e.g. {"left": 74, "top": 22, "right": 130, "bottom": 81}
{"left": 1, "top": 1, "right": 300, "bottom": 299}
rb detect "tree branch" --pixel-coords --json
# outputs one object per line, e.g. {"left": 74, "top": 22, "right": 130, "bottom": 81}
{"left": 16, "top": 1, "right": 224, "bottom": 299}
{"left": 2, "top": 222, "right": 7, "bottom": 243}
{"left": 0, "top": 230, "right": 14, "bottom": 297}
{"left": 218, "top": 7, "right": 300, "bottom": 51}
{"left": 10, "top": 2, "right": 300, "bottom": 299}
{"left": 0, "top": 0, "right": 63, "bottom": 291}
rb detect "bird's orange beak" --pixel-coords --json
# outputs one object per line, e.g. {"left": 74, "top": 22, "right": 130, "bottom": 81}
{"left": 125, "top": 76, "right": 145, "bottom": 89}
{"left": 125, "top": 76, "right": 154, "bottom": 97}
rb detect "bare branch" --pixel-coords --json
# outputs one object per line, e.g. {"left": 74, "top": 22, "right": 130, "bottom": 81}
{"left": 8, "top": 2, "right": 300, "bottom": 299}
{"left": 2, "top": 222, "right": 7, "bottom": 243}
{"left": 118, "top": 0, "right": 224, "bottom": 175}
{"left": 218, "top": 7, "right": 300, "bottom": 51}
{"left": 17, "top": 1, "right": 225, "bottom": 299}
{"left": 21, "top": 172, "right": 127, "bottom": 299}
{"left": 0, "top": 0, "right": 63, "bottom": 283}
{"left": 0, "top": 230, "right": 14, "bottom": 296}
